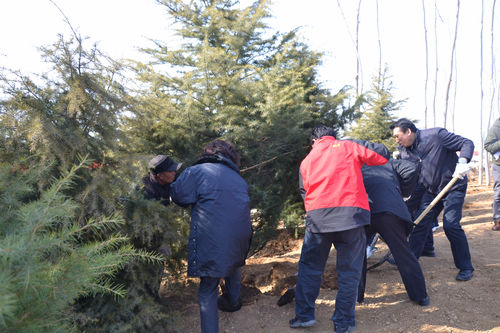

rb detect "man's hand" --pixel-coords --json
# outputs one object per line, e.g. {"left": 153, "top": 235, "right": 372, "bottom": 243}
{"left": 452, "top": 158, "right": 471, "bottom": 179}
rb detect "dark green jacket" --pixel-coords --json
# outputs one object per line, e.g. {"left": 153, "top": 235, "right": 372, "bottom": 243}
{"left": 484, "top": 118, "right": 500, "bottom": 166}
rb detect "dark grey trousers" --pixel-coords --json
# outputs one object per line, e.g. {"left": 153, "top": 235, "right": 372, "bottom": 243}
{"left": 492, "top": 164, "right": 500, "bottom": 220}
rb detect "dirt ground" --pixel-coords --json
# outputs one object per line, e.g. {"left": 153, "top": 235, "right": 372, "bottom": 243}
{"left": 161, "top": 180, "right": 500, "bottom": 333}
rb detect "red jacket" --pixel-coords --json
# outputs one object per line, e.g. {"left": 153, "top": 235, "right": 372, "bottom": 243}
{"left": 299, "top": 136, "right": 389, "bottom": 232}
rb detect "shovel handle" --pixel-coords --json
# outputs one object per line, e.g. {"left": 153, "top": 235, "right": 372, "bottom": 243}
{"left": 413, "top": 176, "right": 460, "bottom": 225}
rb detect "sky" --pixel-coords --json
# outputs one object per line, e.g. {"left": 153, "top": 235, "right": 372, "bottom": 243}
{"left": 1, "top": 0, "right": 498, "bottom": 150}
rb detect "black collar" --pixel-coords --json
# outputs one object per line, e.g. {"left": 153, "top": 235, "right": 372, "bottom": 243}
{"left": 193, "top": 154, "right": 240, "bottom": 174}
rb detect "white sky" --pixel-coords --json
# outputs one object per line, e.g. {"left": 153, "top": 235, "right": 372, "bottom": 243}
{"left": 1, "top": 0, "right": 498, "bottom": 149}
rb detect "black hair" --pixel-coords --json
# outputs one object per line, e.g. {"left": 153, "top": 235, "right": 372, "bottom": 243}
{"left": 309, "top": 125, "right": 337, "bottom": 145}
{"left": 202, "top": 140, "right": 240, "bottom": 166}
{"left": 390, "top": 118, "right": 418, "bottom": 133}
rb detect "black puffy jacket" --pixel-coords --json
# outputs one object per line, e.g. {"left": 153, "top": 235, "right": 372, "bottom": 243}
{"left": 362, "top": 159, "right": 419, "bottom": 224}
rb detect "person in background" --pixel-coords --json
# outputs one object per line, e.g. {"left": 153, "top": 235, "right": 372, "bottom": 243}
{"left": 290, "top": 125, "right": 389, "bottom": 333}
{"left": 170, "top": 140, "right": 252, "bottom": 333}
{"left": 391, "top": 118, "right": 474, "bottom": 281}
{"left": 142, "top": 155, "right": 182, "bottom": 206}
{"left": 484, "top": 117, "right": 500, "bottom": 231}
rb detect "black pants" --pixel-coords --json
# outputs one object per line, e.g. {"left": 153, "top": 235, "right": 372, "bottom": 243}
{"left": 358, "top": 213, "right": 428, "bottom": 303}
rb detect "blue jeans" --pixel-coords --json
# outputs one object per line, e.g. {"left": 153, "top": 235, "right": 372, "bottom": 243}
{"left": 295, "top": 227, "right": 365, "bottom": 329}
{"left": 409, "top": 188, "right": 474, "bottom": 271}
{"left": 199, "top": 268, "right": 242, "bottom": 333}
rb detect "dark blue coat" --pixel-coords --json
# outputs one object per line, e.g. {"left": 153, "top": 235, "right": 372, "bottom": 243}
{"left": 398, "top": 128, "right": 474, "bottom": 195}
{"left": 170, "top": 154, "right": 252, "bottom": 278}
{"left": 362, "top": 159, "right": 419, "bottom": 224}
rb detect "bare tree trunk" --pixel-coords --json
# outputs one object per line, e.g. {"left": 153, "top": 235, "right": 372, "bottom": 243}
{"left": 432, "top": 0, "right": 440, "bottom": 127}
{"left": 422, "top": 0, "right": 429, "bottom": 128}
{"left": 486, "top": 0, "right": 497, "bottom": 186}
{"left": 452, "top": 59, "right": 458, "bottom": 132}
{"left": 444, "top": 0, "right": 460, "bottom": 129}
{"left": 376, "top": 0, "right": 382, "bottom": 88}
{"left": 479, "top": 0, "right": 485, "bottom": 185}
{"left": 356, "top": 0, "right": 363, "bottom": 96}
{"left": 336, "top": 0, "right": 361, "bottom": 97}
{"left": 489, "top": 0, "right": 497, "bottom": 125}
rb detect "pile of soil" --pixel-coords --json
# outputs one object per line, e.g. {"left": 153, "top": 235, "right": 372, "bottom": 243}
{"left": 162, "top": 182, "right": 500, "bottom": 333}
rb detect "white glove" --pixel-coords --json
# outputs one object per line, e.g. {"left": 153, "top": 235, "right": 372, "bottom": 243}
{"left": 452, "top": 159, "right": 470, "bottom": 179}
{"left": 392, "top": 150, "right": 401, "bottom": 160}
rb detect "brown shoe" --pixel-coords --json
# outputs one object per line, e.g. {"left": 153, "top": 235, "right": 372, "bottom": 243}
{"left": 492, "top": 220, "right": 500, "bottom": 231}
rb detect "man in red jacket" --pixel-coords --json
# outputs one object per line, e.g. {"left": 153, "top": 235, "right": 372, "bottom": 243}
{"left": 289, "top": 125, "right": 389, "bottom": 333}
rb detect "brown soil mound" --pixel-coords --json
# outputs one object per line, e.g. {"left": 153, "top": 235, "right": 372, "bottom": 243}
{"left": 251, "top": 229, "right": 302, "bottom": 258}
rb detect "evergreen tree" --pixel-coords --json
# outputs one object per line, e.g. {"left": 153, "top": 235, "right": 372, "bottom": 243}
{"left": 129, "top": 0, "right": 357, "bottom": 248}
{"left": 0, "top": 159, "right": 159, "bottom": 333}
{"left": 0, "top": 33, "right": 133, "bottom": 221}
{"left": 73, "top": 191, "right": 190, "bottom": 333}
{"left": 0, "top": 36, "right": 126, "bottom": 170}
{"left": 0, "top": 34, "right": 189, "bottom": 332}
{"left": 347, "top": 68, "right": 404, "bottom": 152}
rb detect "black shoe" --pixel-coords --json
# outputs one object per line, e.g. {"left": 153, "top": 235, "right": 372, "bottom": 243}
{"left": 289, "top": 317, "right": 316, "bottom": 328}
{"left": 334, "top": 324, "right": 356, "bottom": 333}
{"left": 417, "top": 295, "right": 430, "bottom": 306}
{"left": 277, "top": 287, "right": 295, "bottom": 306}
{"left": 421, "top": 251, "right": 436, "bottom": 257}
{"left": 456, "top": 269, "right": 473, "bottom": 281}
{"left": 217, "top": 293, "right": 242, "bottom": 312}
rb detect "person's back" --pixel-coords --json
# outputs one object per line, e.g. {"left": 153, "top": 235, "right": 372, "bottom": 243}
{"left": 172, "top": 154, "right": 251, "bottom": 277}
{"left": 361, "top": 159, "right": 418, "bottom": 223}
{"left": 300, "top": 136, "right": 390, "bottom": 233}
{"left": 169, "top": 140, "right": 251, "bottom": 333}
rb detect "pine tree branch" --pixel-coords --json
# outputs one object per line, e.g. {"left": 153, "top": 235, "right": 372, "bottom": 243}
{"left": 30, "top": 157, "right": 87, "bottom": 241}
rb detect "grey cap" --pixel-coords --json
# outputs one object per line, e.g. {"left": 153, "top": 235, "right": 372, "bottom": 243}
{"left": 148, "top": 155, "right": 182, "bottom": 174}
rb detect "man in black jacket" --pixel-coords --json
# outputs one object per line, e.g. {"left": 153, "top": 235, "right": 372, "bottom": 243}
{"left": 391, "top": 118, "right": 474, "bottom": 281}
{"left": 357, "top": 157, "right": 429, "bottom": 306}
{"left": 142, "top": 155, "right": 182, "bottom": 206}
